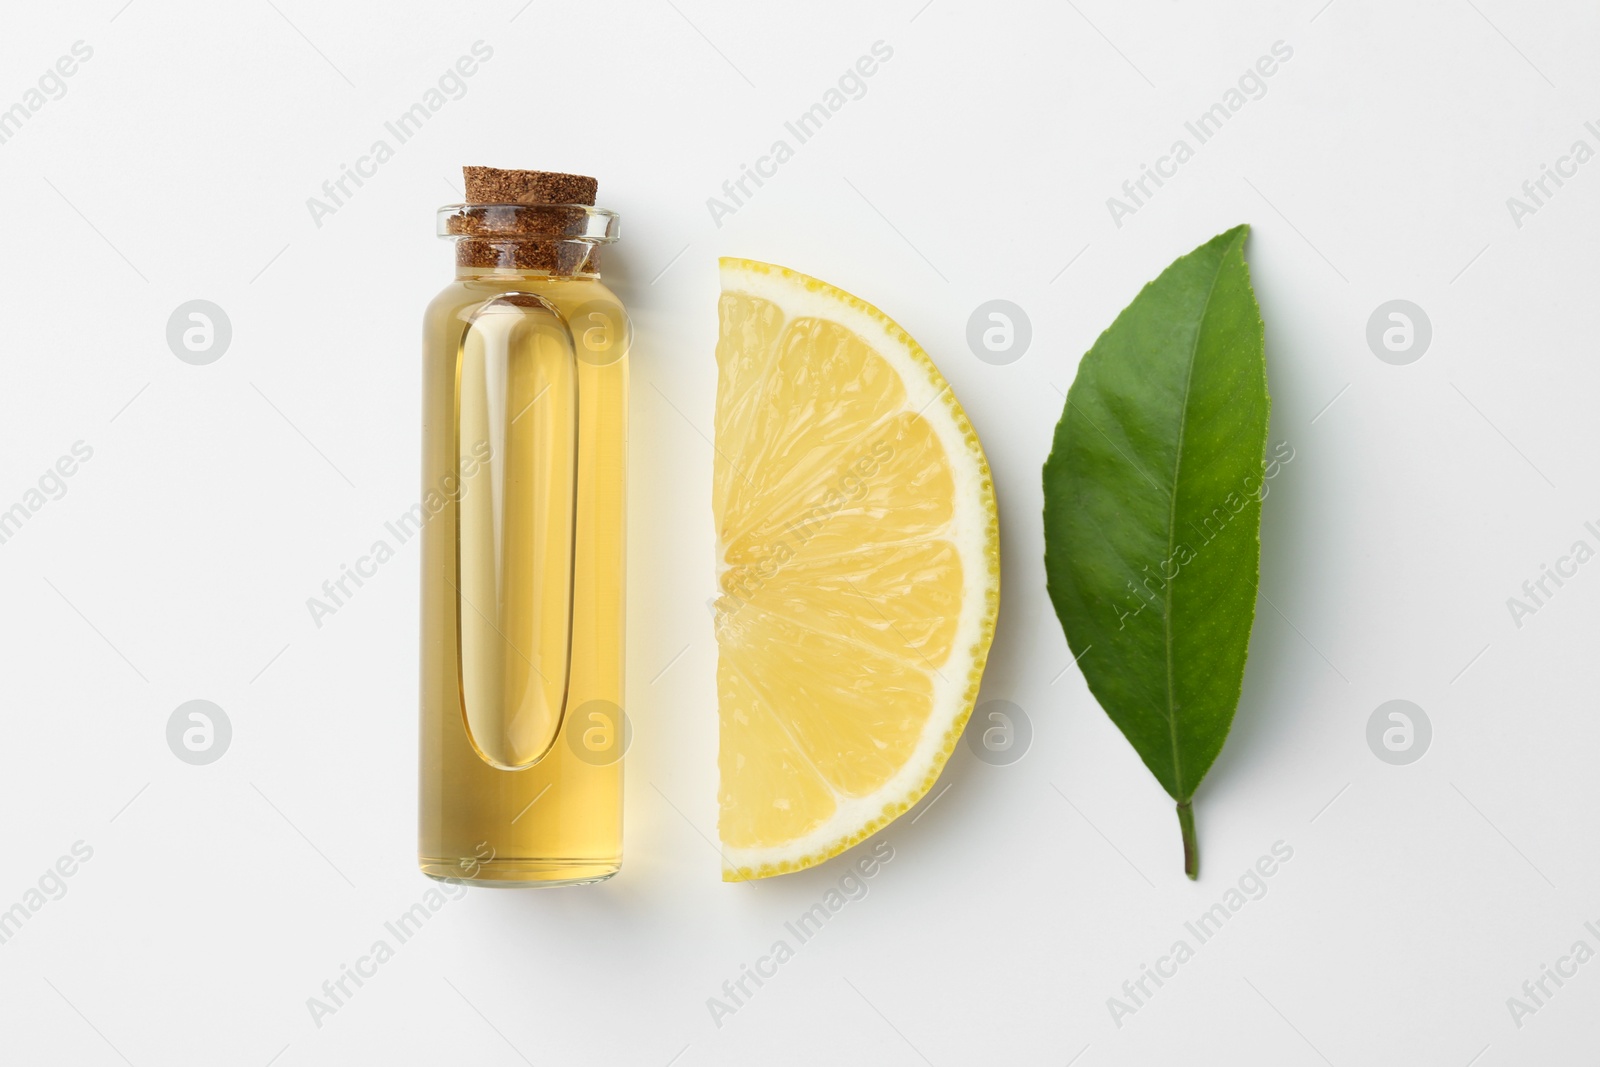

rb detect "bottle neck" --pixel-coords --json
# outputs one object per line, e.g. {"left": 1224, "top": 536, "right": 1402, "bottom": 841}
{"left": 440, "top": 203, "right": 618, "bottom": 280}
{"left": 453, "top": 237, "right": 602, "bottom": 277}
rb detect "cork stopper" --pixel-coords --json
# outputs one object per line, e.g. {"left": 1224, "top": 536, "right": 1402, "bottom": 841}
{"left": 463, "top": 167, "right": 597, "bottom": 207}
{"left": 449, "top": 166, "right": 603, "bottom": 273}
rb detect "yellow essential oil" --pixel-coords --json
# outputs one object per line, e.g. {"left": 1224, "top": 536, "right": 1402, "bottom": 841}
{"left": 418, "top": 168, "right": 628, "bottom": 886}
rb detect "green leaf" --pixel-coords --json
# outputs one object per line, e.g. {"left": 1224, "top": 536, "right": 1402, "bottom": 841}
{"left": 1042, "top": 225, "right": 1269, "bottom": 880}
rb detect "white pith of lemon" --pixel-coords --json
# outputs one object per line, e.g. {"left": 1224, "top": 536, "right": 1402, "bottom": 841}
{"left": 713, "top": 258, "right": 1000, "bottom": 880}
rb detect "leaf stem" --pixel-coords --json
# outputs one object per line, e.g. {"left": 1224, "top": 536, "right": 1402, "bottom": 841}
{"left": 1177, "top": 801, "right": 1198, "bottom": 880}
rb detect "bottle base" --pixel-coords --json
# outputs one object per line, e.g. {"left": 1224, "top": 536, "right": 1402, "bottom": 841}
{"left": 419, "top": 856, "right": 620, "bottom": 888}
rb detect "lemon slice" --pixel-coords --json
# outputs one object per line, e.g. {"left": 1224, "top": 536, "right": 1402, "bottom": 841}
{"left": 713, "top": 258, "right": 1000, "bottom": 880}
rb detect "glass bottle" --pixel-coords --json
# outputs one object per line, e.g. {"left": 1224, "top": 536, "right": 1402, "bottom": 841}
{"left": 418, "top": 168, "right": 629, "bottom": 886}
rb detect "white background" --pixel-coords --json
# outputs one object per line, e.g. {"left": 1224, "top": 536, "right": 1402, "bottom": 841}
{"left": 1, "top": 1, "right": 1596, "bottom": 1063}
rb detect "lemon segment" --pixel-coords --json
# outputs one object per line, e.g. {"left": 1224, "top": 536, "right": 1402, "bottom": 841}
{"left": 713, "top": 259, "right": 1000, "bottom": 880}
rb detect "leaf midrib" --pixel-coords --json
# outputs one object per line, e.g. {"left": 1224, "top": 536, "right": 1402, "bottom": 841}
{"left": 1159, "top": 235, "right": 1236, "bottom": 803}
